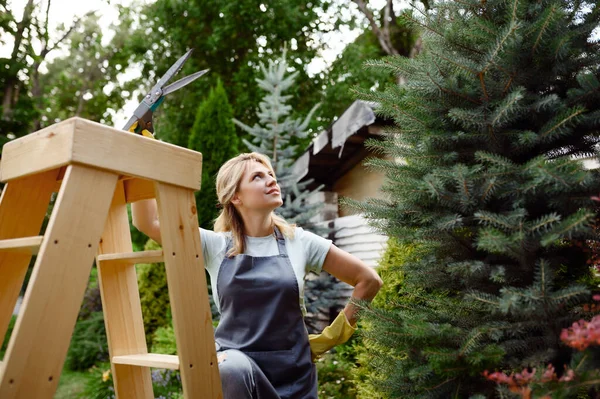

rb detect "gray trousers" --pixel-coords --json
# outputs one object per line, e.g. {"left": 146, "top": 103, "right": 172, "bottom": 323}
{"left": 218, "top": 349, "right": 280, "bottom": 399}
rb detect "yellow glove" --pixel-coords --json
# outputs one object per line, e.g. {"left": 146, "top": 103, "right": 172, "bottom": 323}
{"left": 128, "top": 120, "right": 155, "bottom": 139}
{"left": 308, "top": 309, "right": 357, "bottom": 362}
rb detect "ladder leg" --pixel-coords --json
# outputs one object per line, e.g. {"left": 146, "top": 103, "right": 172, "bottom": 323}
{"left": 97, "top": 180, "right": 153, "bottom": 399}
{"left": 155, "top": 182, "right": 222, "bottom": 399}
{"left": 0, "top": 170, "right": 58, "bottom": 355}
{"left": 0, "top": 165, "right": 118, "bottom": 399}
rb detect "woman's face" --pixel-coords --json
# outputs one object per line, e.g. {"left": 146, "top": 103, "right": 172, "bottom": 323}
{"left": 233, "top": 161, "right": 282, "bottom": 211}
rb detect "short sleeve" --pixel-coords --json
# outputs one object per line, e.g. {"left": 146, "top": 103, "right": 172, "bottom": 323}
{"left": 297, "top": 227, "right": 332, "bottom": 274}
{"left": 199, "top": 228, "right": 227, "bottom": 273}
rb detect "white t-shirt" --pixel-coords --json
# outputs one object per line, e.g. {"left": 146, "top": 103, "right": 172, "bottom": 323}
{"left": 200, "top": 226, "right": 332, "bottom": 316}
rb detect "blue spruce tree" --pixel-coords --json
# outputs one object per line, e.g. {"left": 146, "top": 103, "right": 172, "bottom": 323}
{"left": 233, "top": 51, "right": 347, "bottom": 332}
{"left": 349, "top": 0, "right": 600, "bottom": 396}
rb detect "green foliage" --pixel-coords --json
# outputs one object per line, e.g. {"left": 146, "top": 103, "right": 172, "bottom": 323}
{"left": 151, "top": 324, "right": 178, "bottom": 356}
{"left": 315, "top": 338, "right": 358, "bottom": 399}
{"left": 138, "top": 0, "right": 327, "bottom": 148}
{"left": 234, "top": 51, "right": 319, "bottom": 180}
{"left": 81, "top": 362, "right": 115, "bottom": 399}
{"left": 0, "top": 2, "right": 145, "bottom": 152}
{"left": 38, "top": 10, "right": 143, "bottom": 128}
{"left": 188, "top": 79, "right": 239, "bottom": 229}
{"left": 351, "top": 0, "right": 600, "bottom": 396}
{"left": 0, "top": 0, "right": 37, "bottom": 144}
{"left": 65, "top": 266, "right": 108, "bottom": 371}
{"left": 233, "top": 50, "right": 323, "bottom": 228}
{"left": 349, "top": 238, "right": 422, "bottom": 398}
{"left": 150, "top": 316, "right": 220, "bottom": 356}
{"left": 319, "top": 12, "right": 420, "bottom": 123}
{"left": 370, "top": 237, "right": 412, "bottom": 310}
{"left": 137, "top": 238, "right": 171, "bottom": 345}
{"left": 54, "top": 369, "right": 89, "bottom": 399}
{"left": 137, "top": 238, "right": 219, "bottom": 345}
{"left": 65, "top": 311, "right": 108, "bottom": 371}
{"left": 1, "top": 315, "right": 16, "bottom": 356}
{"left": 351, "top": 328, "right": 388, "bottom": 399}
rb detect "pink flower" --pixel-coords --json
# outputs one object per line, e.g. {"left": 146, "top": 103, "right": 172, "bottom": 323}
{"left": 560, "top": 315, "right": 600, "bottom": 351}
{"left": 559, "top": 369, "right": 575, "bottom": 382}
{"left": 541, "top": 365, "right": 557, "bottom": 382}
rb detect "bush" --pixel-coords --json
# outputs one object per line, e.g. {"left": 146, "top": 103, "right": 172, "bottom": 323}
{"left": 65, "top": 266, "right": 109, "bottom": 371}
{"left": 316, "top": 338, "right": 359, "bottom": 399}
{"left": 151, "top": 324, "right": 178, "bottom": 355}
{"left": 349, "top": 237, "right": 416, "bottom": 397}
{"left": 137, "top": 238, "right": 171, "bottom": 344}
{"left": 81, "top": 362, "right": 115, "bottom": 399}
{"left": 66, "top": 311, "right": 108, "bottom": 371}
{"left": 313, "top": 238, "right": 416, "bottom": 398}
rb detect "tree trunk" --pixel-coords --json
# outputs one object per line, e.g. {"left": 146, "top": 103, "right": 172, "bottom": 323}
{"left": 2, "top": 0, "right": 35, "bottom": 120}
{"left": 353, "top": 0, "right": 425, "bottom": 85}
{"left": 352, "top": 0, "right": 399, "bottom": 56}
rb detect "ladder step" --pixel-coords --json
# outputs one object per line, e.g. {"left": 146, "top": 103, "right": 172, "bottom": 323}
{"left": 112, "top": 353, "right": 179, "bottom": 370}
{"left": 0, "top": 236, "right": 43, "bottom": 254}
{"left": 97, "top": 250, "right": 164, "bottom": 265}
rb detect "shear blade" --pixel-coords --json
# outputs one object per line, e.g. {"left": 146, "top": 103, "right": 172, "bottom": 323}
{"left": 153, "top": 48, "right": 195, "bottom": 92}
{"left": 162, "top": 69, "right": 210, "bottom": 96}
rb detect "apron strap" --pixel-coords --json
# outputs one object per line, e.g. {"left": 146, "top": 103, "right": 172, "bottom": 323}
{"left": 224, "top": 233, "right": 233, "bottom": 254}
{"left": 273, "top": 226, "right": 286, "bottom": 256}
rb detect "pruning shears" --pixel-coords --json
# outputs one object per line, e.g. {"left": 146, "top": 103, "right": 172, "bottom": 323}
{"left": 123, "top": 48, "right": 209, "bottom": 139}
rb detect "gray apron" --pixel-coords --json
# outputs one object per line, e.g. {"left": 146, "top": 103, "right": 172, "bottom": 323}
{"left": 214, "top": 227, "right": 318, "bottom": 398}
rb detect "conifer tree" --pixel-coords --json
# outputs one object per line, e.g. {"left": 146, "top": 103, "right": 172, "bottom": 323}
{"left": 233, "top": 51, "right": 347, "bottom": 332}
{"left": 350, "top": 0, "right": 600, "bottom": 396}
{"left": 233, "top": 51, "right": 323, "bottom": 228}
{"left": 188, "top": 79, "right": 239, "bottom": 229}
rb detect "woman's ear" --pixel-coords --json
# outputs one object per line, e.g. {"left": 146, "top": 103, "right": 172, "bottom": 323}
{"left": 231, "top": 194, "right": 242, "bottom": 206}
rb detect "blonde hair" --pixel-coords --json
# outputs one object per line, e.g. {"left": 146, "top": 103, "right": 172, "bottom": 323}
{"left": 214, "top": 152, "right": 295, "bottom": 256}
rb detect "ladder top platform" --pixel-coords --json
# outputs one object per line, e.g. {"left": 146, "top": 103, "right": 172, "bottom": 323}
{"left": 0, "top": 117, "right": 202, "bottom": 190}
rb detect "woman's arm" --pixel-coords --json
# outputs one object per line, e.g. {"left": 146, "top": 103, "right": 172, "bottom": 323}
{"left": 131, "top": 199, "right": 163, "bottom": 245}
{"left": 321, "top": 244, "right": 383, "bottom": 325}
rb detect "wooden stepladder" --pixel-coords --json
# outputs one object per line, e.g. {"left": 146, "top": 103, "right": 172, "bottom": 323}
{"left": 0, "top": 117, "right": 222, "bottom": 398}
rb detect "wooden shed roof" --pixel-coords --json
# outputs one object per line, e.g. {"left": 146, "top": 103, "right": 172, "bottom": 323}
{"left": 291, "top": 100, "right": 390, "bottom": 190}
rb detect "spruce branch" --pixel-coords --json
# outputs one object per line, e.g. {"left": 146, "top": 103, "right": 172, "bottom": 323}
{"left": 540, "top": 209, "right": 595, "bottom": 246}
{"left": 480, "top": 178, "right": 499, "bottom": 202}
{"left": 430, "top": 50, "right": 479, "bottom": 76}
{"left": 539, "top": 106, "right": 585, "bottom": 140}
{"left": 428, "top": 73, "right": 481, "bottom": 105}
{"left": 480, "top": 20, "right": 520, "bottom": 74}
{"left": 531, "top": 4, "right": 557, "bottom": 56}
{"left": 526, "top": 213, "right": 561, "bottom": 235}
{"left": 489, "top": 87, "right": 525, "bottom": 128}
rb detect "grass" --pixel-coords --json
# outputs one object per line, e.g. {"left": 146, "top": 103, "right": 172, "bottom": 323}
{"left": 55, "top": 368, "right": 89, "bottom": 399}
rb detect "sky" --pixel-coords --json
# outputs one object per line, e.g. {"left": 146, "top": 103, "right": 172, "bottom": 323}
{"left": 1, "top": 0, "right": 377, "bottom": 129}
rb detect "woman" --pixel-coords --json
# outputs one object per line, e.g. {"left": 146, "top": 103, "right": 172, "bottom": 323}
{"left": 132, "top": 152, "right": 382, "bottom": 398}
